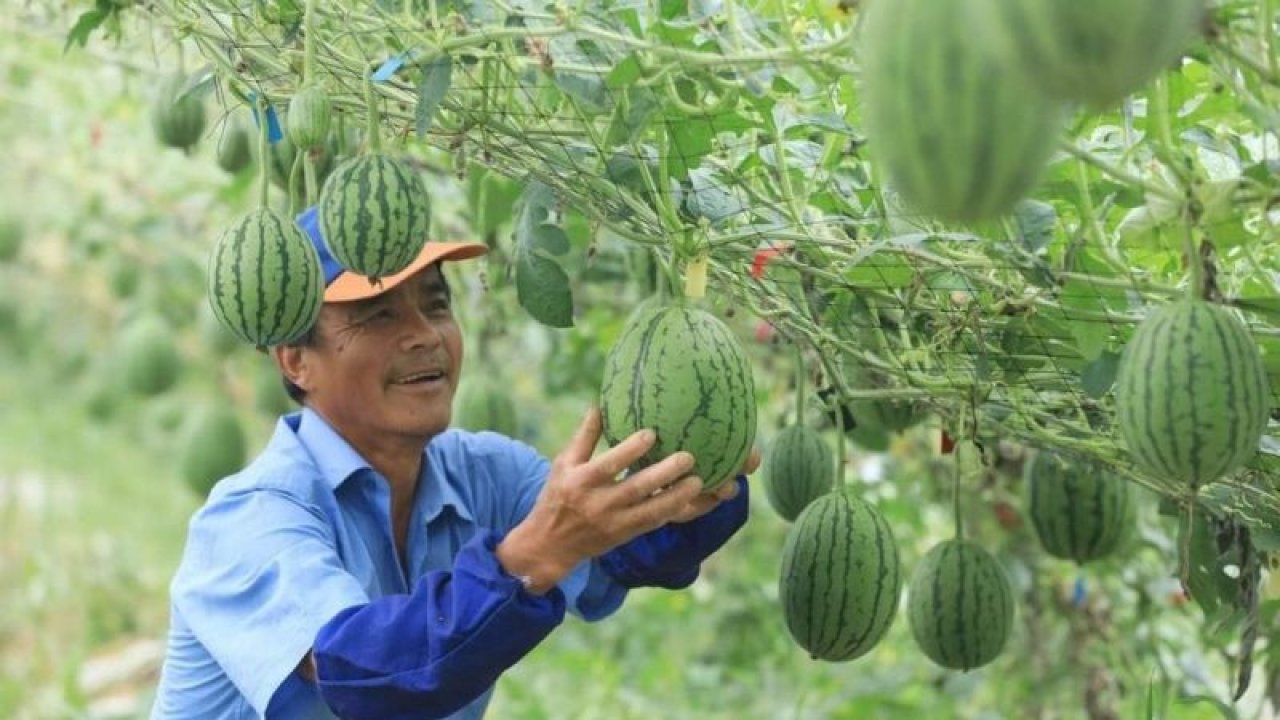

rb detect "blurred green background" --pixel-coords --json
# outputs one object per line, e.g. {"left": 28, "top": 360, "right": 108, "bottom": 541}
{"left": 0, "top": 3, "right": 1277, "bottom": 720}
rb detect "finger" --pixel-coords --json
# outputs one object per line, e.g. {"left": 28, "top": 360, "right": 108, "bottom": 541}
{"left": 712, "top": 477, "right": 741, "bottom": 502}
{"left": 623, "top": 475, "right": 704, "bottom": 530}
{"left": 740, "top": 447, "right": 762, "bottom": 475}
{"left": 610, "top": 450, "right": 695, "bottom": 501}
{"left": 561, "top": 406, "right": 604, "bottom": 465}
{"left": 587, "top": 427, "right": 663, "bottom": 481}
{"left": 669, "top": 494, "right": 722, "bottom": 524}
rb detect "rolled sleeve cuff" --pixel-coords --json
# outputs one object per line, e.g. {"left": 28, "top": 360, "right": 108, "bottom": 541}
{"left": 600, "top": 476, "right": 750, "bottom": 589}
{"left": 314, "top": 530, "right": 566, "bottom": 720}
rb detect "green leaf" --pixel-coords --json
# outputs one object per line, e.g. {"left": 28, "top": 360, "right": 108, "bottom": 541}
{"left": 65, "top": 8, "right": 107, "bottom": 52}
{"left": 1080, "top": 350, "right": 1120, "bottom": 399}
{"left": 665, "top": 120, "right": 713, "bottom": 180}
{"left": 515, "top": 251, "right": 574, "bottom": 328}
{"left": 415, "top": 55, "right": 453, "bottom": 137}
{"left": 683, "top": 168, "right": 744, "bottom": 227}
{"left": 1180, "top": 511, "right": 1239, "bottom": 616}
{"left": 605, "top": 54, "right": 643, "bottom": 89}
{"left": 1198, "top": 483, "right": 1280, "bottom": 541}
{"left": 603, "top": 88, "right": 659, "bottom": 147}
{"left": 1012, "top": 199, "right": 1056, "bottom": 254}
{"left": 531, "top": 223, "right": 570, "bottom": 256}
{"left": 513, "top": 181, "right": 574, "bottom": 328}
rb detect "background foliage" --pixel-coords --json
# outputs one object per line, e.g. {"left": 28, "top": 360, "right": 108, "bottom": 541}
{"left": 1, "top": 0, "right": 1279, "bottom": 718}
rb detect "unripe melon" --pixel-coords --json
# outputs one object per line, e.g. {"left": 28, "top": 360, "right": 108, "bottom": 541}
{"left": 859, "top": 0, "right": 1066, "bottom": 223}
{"left": 764, "top": 425, "right": 834, "bottom": 522}
{"left": 997, "top": 0, "right": 1205, "bottom": 109}
{"left": 207, "top": 208, "right": 324, "bottom": 347}
{"left": 779, "top": 492, "right": 902, "bottom": 661}
{"left": 117, "top": 314, "right": 182, "bottom": 397}
{"left": 907, "top": 538, "right": 1014, "bottom": 671}
{"left": 151, "top": 73, "right": 206, "bottom": 152}
{"left": 287, "top": 85, "right": 332, "bottom": 150}
{"left": 216, "top": 114, "right": 253, "bottom": 174}
{"left": 1025, "top": 449, "right": 1134, "bottom": 565}
{"left": 317, "top": 154, "right": 432, "bottom": 280}
{"left": 1114, "top": 298, "right": 1270, "bottom": 488}
{"left": 453, "top": 378, "right": 519, "bottom": 437}
{"left": 599, "top": 301, "right": 757, "bottom": 492}
{"left": 179, "top": 406, "right": 247, "bottom": 496}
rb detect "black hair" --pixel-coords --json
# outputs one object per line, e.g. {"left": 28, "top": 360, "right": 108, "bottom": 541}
{"left": 280, "top": 267, "right": 452, "bottom": 405}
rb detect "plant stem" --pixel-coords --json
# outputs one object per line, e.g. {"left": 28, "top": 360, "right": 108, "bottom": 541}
{"left": 794, "top": 344, "right": 806, "bottom": 426}
{"left": 257, "top": 96, "right": 270, "bottom": 209}
{"left": 303, "top": 0, "right": 318, "bottom": 83}
{"left": 364, "top": 75, "right": 381, "bottom": 153}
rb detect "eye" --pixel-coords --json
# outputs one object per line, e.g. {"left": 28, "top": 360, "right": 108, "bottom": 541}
{"left": 366, "top": 307, "right": 396, "bottom": 323}
{"left": 423, "top": 297, "right": 451, "bottom": 315}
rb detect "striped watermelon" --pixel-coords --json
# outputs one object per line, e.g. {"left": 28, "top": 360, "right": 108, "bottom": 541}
{"left": 907, "top": 538, "right": 1014, "bottom": 671}
{"left": 287, "top": 84, "right": 332, "bottom": 150}
{"left": 317, "top": 154, "right": 431, "bottom": 280}
{"left": 764, "top": 425, "right": 835, "bottom": 522}
{"left": 778, "top": 491, "right": 902, "bottom": 661}
{"left": 1114, "top": 298, "right": 1270, "bottom": 488}
{"left": 151, "top": 73, "right": 206, "bottom": 152}
{"left": 180, "top": 405, "right": 247, "bottom": 496}
{"left": 599, "top": 301, "right": 756, "bottom": 492}
{"left": 453, "top": 378, "right": 519, "bottom": 437}
{"left": 118, "top": 314, "right": 182, "bottom": 397}
{"left": 859, "top": 0, "right": 1066, "bottom": 223}
{"left": 1025, "top": 449, "right": 1134, "bottom": 564}
{"left": 207, "top": 208, "right": 324, "bottom": 347}
{"left": 997, "top": 0, "right": 1204, "bottom": 109}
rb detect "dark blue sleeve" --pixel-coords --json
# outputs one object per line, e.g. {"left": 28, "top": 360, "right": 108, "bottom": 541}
{"left": 598, "top": 476, "right": 750, "bottom": 590}
{"left": 312, "top": 529, "right": 565, "bottom": 720}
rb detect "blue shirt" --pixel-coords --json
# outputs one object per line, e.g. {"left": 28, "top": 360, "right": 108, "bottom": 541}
{"left": 150, "top": 408, "right": 627, "bottom": 720}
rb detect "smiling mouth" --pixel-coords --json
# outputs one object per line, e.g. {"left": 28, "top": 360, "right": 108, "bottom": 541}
{"left": 392, "top": 369, "right": 447, "bottom": 386}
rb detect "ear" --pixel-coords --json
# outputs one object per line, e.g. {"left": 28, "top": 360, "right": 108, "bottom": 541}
{"left": 274, "top": 344, "right": 315, "bottom": 394}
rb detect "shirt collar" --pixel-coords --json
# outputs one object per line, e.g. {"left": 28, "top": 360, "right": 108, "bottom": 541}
{"left": 419, "top": 440, "right": 475, "bottom": 524}
{"left": 292, "top": 407, "right": 373, "bottom": 490}
{"left": 289, "top": 408, "right": 476, "bottom": 524}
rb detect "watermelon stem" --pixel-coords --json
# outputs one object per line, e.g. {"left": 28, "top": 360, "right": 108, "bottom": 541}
{"left": 831, "top": 371, "right": 847, "bottom": 495}
{"left": 1183, "top": 225, "right": 1206, "bottom": 301}
{"left": 364, "top": 74, "right": 381, "bottom": 154}
{"left": 1178, "top": 501, "right": 1194, "bottom": 593}
{"left": 287, "top": 150, "right": 304, "bottom": 216}
{"left": 302, "top": 0, "right": 318, "bottom": 85}
{"left": 255, "top": 95, "right": 270, "bottom": 209}
{"left": 793, "top": 344, "right": 806, "bottom": 426}
{"left": 952, "top": 451, "right": 964, "bottom": 542}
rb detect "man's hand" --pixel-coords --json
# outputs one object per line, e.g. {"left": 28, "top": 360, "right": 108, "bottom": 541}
{"left": 666, "top": 447, "right": 761, "bottom": 524}
{"left": 496, "top": 407, "right": 708, "bottom": 594}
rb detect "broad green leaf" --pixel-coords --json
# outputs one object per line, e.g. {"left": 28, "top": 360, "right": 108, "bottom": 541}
{"left": 665, "top": 120, "right": 713, "bottom": 180}
{"left": 1012, "top": 199, "right": 1056, "bottom": 254}
{"left": 605, "top": 55, "right": 642, "bottom": 89}
{"left": 1199, "top": 483, "right": 1280, "bottom": 541}
{"left": 1080, "top": 350, "right": 1120, "bottom": 399}
{"left": 65, "top": 8, "right": 107, "bottom": 51}
{"left": 415, "top": 55, "right": 453, "bottom": 137}
{"left": 513, "top": 180, "right": 575, "bottom": 327}
{"left": 515, "top": 251, "right": 574, "bottom": 328}
{"left": 683, "top": 168, "right": 744, "bottom": 227}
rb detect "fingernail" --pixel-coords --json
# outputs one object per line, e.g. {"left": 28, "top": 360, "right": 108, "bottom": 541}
{"left": 643, "top": 429, "right": 657, "bottom": 443}
{"left": 677, "top": 452, "right": 694, "bottom": 470}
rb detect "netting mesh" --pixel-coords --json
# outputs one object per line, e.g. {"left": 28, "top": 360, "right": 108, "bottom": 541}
{"left": 142, "top": 0, "right": 1278, "bottom": 512}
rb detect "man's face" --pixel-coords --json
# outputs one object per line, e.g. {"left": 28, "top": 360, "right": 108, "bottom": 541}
{"left": 298, "top": 264, "right": 463, "bottom": 447}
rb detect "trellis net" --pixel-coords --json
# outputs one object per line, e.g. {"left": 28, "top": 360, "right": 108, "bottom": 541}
{"left": 127, "top": 0, "right": 1279, "bottom": 524}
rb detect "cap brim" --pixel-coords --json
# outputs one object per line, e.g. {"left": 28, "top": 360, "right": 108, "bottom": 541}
{"left": 325, "top": 241, "right": 488, "bottom": 303}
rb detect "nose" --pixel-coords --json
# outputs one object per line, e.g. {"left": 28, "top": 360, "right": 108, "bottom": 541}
{"left": 398, "top": 303, "right": 443, "bottom": 352}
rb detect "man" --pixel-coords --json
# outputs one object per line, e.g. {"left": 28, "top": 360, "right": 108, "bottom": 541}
{"left": 150, "top": 204, "right": 758, "bottom": 719}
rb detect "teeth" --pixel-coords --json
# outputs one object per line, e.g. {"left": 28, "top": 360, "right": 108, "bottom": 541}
{"left": 397, "top": 371, "right": 442, "bottom": 384}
